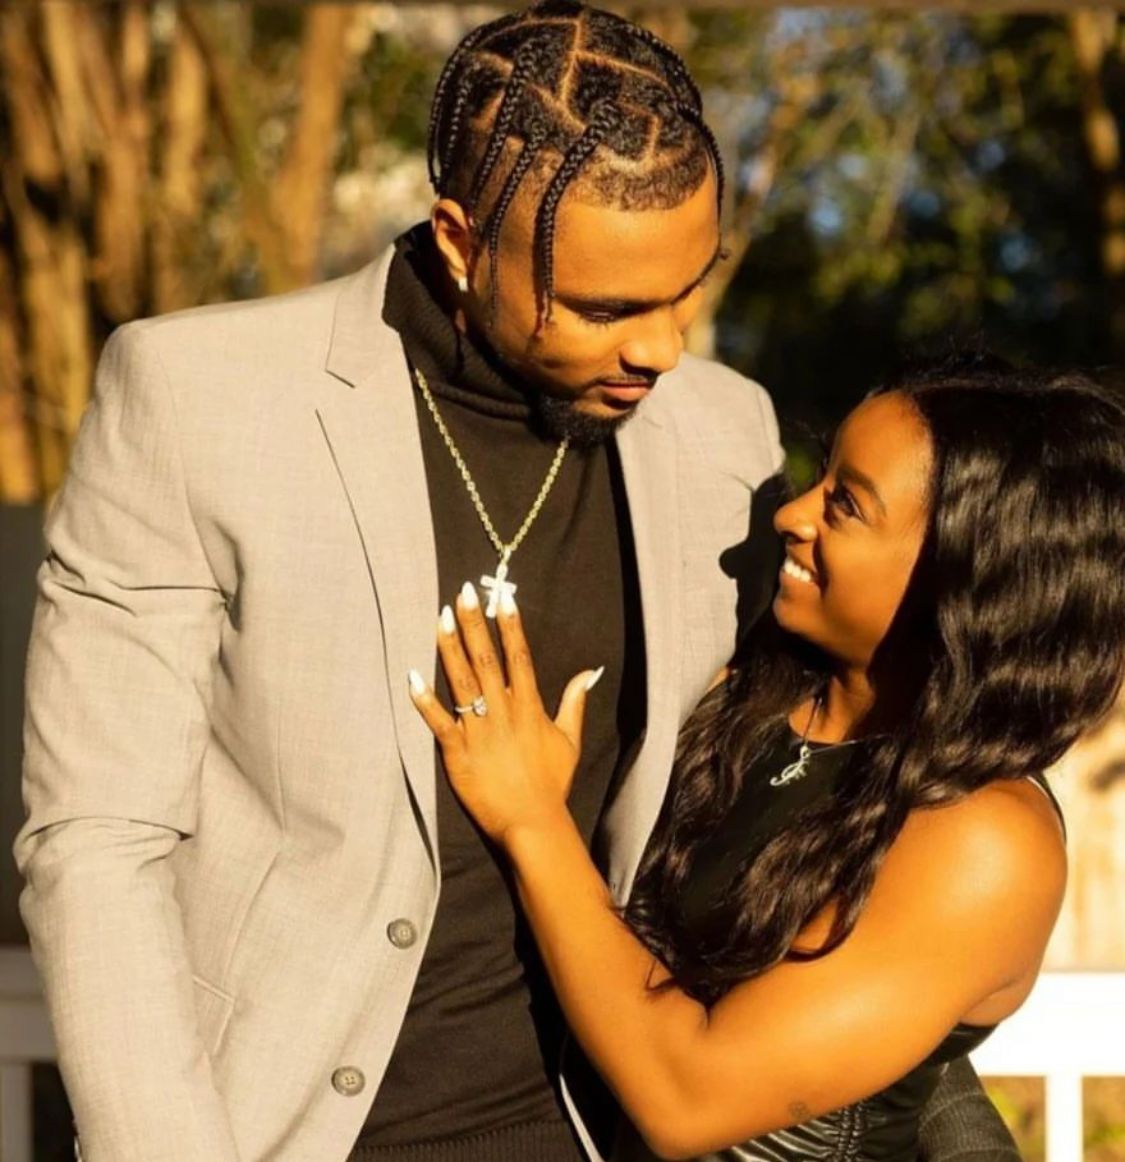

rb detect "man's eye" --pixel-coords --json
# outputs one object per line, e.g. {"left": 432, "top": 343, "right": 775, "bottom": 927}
{"left": 582, "top": 312, "right": 619, "bottom": 327}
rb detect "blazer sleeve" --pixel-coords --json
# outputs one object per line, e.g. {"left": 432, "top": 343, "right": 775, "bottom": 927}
{"left": 917, "top": 1057, "right": 1021, "bottom": 1161}
{"left": 14, "top": 323, "right": 242, "bottom": 1161}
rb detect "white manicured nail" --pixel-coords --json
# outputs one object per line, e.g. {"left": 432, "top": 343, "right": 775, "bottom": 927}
{"left": 408, "top": 669, "right": 426, "bottom": 696}
{"left": 460, "top": 581, "right": 479, "bottom": 609}
{"left": 499, "top": 587, "right": 517, "bottom": 616}
{"left": 440, "top": 605, "right": 456, "bottom": 635}
{"left": 585, "top": 665, "right": 606, "bottom": 692}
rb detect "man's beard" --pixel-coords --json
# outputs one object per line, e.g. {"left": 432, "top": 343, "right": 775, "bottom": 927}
{"left": 464, "top": 317, "right": 643, "bottom": 447}
{"left": 531, "top": 392, "right": 639, "bottom": 448}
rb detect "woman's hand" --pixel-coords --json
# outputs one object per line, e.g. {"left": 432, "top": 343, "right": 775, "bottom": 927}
{"left": 409, "top": 581, "right": 604, "bottom": 847}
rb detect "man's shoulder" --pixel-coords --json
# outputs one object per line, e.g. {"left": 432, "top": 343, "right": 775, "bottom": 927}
{"left": 661, "top": 353, "right": 773, "bottom": 425}
{"left": 96, "top": 255, "right": 396, "bottom": 420}
{"left": 123, "top": 264, "right": 369, "bottom": 357}
{"left": 666, "top": 351, "right": 764, "bottom": 394}
{"left": 654, "top": 353, "right": 782, "bottom": 476}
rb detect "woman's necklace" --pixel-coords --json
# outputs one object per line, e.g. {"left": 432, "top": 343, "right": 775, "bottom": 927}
{"left": 413, "top": 366, "right": 570, "bottom": 617}
{"left": 770, "top": 695, "right": 863, "bottom": 788}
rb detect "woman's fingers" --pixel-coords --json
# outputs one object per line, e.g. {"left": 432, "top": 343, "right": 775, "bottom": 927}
{"left": 408, "top": 669, "right": 464, "bottom": 752}
{"left": 453, "top": 582, "right": 508, "bottom": 706}
{"left": 495, "top": 592, "right": 543, "bottom": 708}
{"left": 437, "top": 601, "right": 489, "bottom": 716}
{"left": 555, "top": 667, "right": 604, "bottom": 751}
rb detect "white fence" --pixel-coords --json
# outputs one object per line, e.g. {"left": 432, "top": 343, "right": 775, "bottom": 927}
{"left": 969, "top": 970, "right": 1125, "bottom": 1162}
{"left": 1, "top": 950, "right": 1122, "bottom": 1162}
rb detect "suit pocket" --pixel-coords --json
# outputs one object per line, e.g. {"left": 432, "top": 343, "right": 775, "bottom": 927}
{"left": 192, "top": 974, "right": 235, "bottom": 1057}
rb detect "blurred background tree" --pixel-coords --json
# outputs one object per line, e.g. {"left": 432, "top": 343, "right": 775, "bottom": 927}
{"left": 690, "top": 8, "right": 1125, "bottom": 438}
{"left": 2, "top": 3, "right": 1123, "bottom": 502}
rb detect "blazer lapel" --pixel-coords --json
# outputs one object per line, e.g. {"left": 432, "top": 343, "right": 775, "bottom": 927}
{"left": 315, "top": 251, "right": 440, "bottom": 855}
{"left": 604, "top": 406, "right": 683, "bottom": 903}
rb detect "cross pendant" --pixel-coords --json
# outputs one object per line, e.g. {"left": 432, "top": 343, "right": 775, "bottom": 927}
{"left": 481, "top": 558, "right": 517, "bottom": 619}
{"left": 770, "top": 743, "right": 812, "bottom": 788}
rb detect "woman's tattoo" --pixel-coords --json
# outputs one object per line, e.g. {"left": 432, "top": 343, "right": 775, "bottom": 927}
{"left": 788, "top": 1101, "right": 813, "bottom": 1122}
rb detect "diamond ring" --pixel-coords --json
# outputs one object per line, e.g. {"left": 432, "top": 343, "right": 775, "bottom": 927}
{"left": 454, "top": 695, "right": 488, "bottom": 718}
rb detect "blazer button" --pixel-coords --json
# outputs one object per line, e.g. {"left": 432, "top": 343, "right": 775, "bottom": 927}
{"left": 331, "top": 1066, "right": 366, "bottom": 1097}
{"left": 386, "top": 918, "right": 418, "bottom": 949}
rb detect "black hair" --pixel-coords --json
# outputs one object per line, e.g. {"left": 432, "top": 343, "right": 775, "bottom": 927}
{"left": 427, "top": 1, "right": 724, "bottom": 317}
{"left": 625, "top": 354, "right": 1125, "bottom": 1006}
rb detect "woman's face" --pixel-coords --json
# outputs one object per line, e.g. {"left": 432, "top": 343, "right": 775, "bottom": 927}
{"left": 772, "top": 392, "right": 934, "bottom": 671}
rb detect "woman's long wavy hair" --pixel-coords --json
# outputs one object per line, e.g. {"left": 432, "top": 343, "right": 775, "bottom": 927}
{"left": 625, "top": 355, "right": 1125, "bottom": 1007}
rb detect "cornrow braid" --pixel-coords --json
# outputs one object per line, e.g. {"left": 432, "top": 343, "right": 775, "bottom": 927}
{"left": 675, "top": 100, "right": 726, "bottom": 213}
{"left": 467, "top": 41, "right": 544, "bottom": 214}
{"left": 437, "top": 61, "right": 485, "bottom": 191}
{"left": 485, "top": 127, "right": 549, "bottom": 320}
{"left": 628, "top": 23, "right": 703, "bottom": 111}
{"left": 426, "top": 14, "right": 522, "bottom": 188}
{"left": 534, "top": 100, "right": 617, "bottom": 316}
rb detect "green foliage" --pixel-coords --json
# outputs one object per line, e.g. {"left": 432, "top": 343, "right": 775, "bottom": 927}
{"left": 682, "top": 10, "right": 1120, "bottom": 433}
{"left": 351, "top": 30, "right": 440, "bottom": 159}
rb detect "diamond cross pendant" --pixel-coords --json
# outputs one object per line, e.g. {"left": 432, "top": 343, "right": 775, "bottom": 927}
{"left": 481, "top": 557, "right": 517, "bottom": 619}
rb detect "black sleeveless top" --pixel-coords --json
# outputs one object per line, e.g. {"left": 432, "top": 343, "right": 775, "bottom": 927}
{"left": 614, "top": 728, "right": 1061, "bottom": 1162}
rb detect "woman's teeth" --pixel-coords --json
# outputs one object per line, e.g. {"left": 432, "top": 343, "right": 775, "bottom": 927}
{"left": 782, "top": 558, "right": 816, "bottom": 585}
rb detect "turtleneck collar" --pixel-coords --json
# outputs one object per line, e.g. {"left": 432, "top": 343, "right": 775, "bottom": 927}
{"left": 382, "top": 223, "right": 534, "bottom": 421}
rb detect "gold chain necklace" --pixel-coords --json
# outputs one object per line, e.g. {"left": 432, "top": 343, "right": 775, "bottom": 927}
{"left": 413, "top": 366, "right": 570, "bottom": 617}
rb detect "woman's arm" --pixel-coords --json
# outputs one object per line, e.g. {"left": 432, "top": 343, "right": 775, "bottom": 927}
{"left": 411, "top": 588, "right": 1065, "bottom": 1160}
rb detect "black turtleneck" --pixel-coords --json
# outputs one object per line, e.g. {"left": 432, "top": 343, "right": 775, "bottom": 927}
{"left": 354, "top": 226, "right": 645, "bottom": 1160}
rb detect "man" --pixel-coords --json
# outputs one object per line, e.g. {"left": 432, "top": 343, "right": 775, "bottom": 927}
{"left": 16, "top": 4, "right": 1017, "bottom": 1161}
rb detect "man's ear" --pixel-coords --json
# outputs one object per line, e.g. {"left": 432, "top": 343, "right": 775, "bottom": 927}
{"left": 430, "top": 198, "right": 478, "bottom": 292}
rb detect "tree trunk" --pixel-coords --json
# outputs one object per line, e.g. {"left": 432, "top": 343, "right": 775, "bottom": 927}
{"left": 1069, "top": 10, "right": 1125, "bottom": 360}
{"left": 153, "top": 12, "right": 209, "bottom": 314}
{"left": 0, "top": 244, "right": 38, "bottom": 505}
{"left": 1, "top": 4, "right": 93, "bottom": 497}
{"left": 275, "top": 4, "right": 359, "bottom": 285}
{"left": 686, "top": 57, "right": 823, "bottom": 359}
{"left": 181, "top": 3, "right": 295, "bottom": 294}
{"left": 86, "top": 0, "right": 152, "bottom": 323}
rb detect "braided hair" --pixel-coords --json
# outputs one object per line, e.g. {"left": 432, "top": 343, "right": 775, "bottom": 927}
{"left": 427, "top": 1, "right": 724, "bottom": 316}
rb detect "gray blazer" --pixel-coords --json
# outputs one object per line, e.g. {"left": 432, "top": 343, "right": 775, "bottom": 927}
{"left": 15, "top": 245, "right": 785, "bottom": 1162}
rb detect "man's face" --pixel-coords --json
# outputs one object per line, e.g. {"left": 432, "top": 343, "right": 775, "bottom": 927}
{"left": 458, "top": 169, "right": 722, "bottom": 428}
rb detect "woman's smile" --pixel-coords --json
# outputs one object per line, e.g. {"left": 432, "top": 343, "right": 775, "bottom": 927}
{"left": 780, "top": 554, "right": 818, "bottom": 587}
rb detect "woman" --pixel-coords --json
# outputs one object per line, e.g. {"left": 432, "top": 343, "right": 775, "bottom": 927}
{"left": 408, "top": 357, "right": 1125, "bottom": 1160}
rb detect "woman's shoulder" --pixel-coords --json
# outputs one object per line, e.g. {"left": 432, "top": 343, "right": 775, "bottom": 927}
{"left": 903, "top": 775, "right": 1064, "bottom": 869}
{"left": 876, "top": 776, "right": 1066, "bottom": 954}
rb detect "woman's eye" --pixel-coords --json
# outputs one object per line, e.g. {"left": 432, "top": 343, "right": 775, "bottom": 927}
{"left": 826, "top": 483, "right": 860, "bottom": 520}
